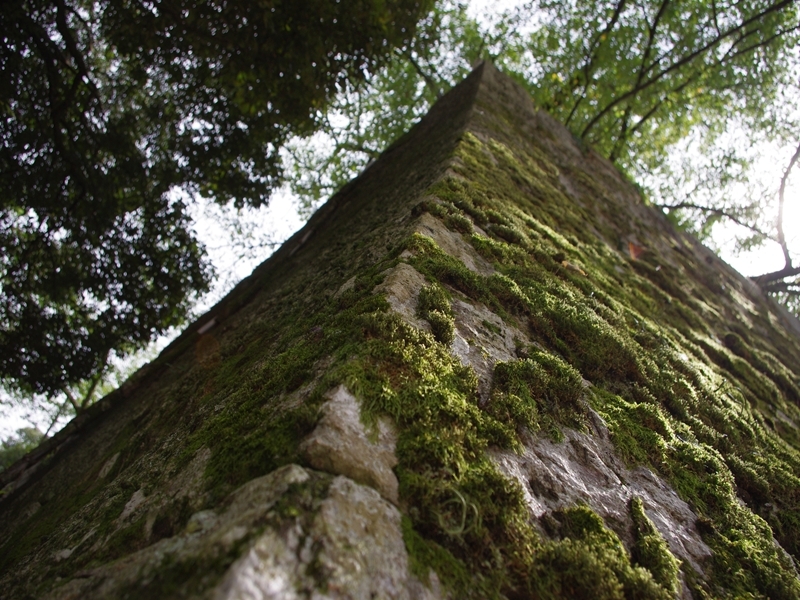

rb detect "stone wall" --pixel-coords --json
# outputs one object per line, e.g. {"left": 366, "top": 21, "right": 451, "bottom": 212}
{"left": 2, "top": 62, "right": 799, "bottom": 599}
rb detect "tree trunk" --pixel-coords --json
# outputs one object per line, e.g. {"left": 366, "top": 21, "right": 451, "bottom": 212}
{"left": 2, "top": 62, "right": 800, "bottom": 600}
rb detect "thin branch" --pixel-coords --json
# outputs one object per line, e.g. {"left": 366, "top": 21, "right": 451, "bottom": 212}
{"left": 657, "top": 202, "right": 769, "bottom": 236}
{"left": 43, "top": 399, "right": 67, "bottom": 437}
{"left": 640, "top": 0, "right": 671, "bottom": 82}
{"left": 79, "top": 375, "right": 101, "bottom": 410}
{"left": 580, "top": 0, "right": 794, "bottom": 140}
{"left": 711, "top": 0, "right": 722, "bottom": 36}
{"left": 760, "top": 279, "right": 800, "bottom": 294}
{"left": 726, "top": 23, "right": 800, "bottom": 62}
{"left": 61, "top": 387, "right": 80, "bottom": 413}
{"left": 54, "top": 0, "right": 101, "bottom": 106}
{"left": 608, "top": 68, "right": 704, "bottom": 161}
{"left": 641, "top": 1, "right": 780, "bottom": 80}
{"left": 402, "top": 49, "right": 442, "bottom": 99}
{"left": 609, "top": 21, "right": 798, "bottom": 157}
{"left": 564, "top": 0, "right": 629, "bottom": 125}
{"left": 336, "top": 141, "right": 380, "bottom": 158}
{"left": 777, "top": 140, "right": 800, "bottom": 269}
{"left": 610, "top": 0, "right": 670, "bottom": 155}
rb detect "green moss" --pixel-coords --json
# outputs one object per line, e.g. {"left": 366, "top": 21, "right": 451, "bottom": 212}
{"left": 159, "top": 263, "right": 401, "bottom": 502}
{"left": 407, "top": 233, "right": 488, "bottom": 301}
{"left": 427, "top": 177, "right": 489, "bottom": 225}
{"left": 401, "top": 516, "right": 473, "bottom": 595}
{"left": 435, "top": 127, "right": 800, "bottom": 598}
{"left": 532, "top": 505, "right": 673, "bottom": 600}
{"left": 324, "top": 304, "right": 536, "bottom": 598}
{"left": 489, "top": 351, "right": 585, "bottom": 438}
{"left": 310, "top": 226, "right": 721, "bottom": 598}
{"left": 481, "top": 319, "right": 502, "bottom": 336}
{"left": 104, "top": 516, "right": 149, "bottom": 561}
{"left": 492, "top": 223, "right": 527, "bottom": 245}
{"left": 22, "top": 73, "right": 799, "bottom": 600}
{"left": 417, "top": 283, "right": 456, "bottom": 345}
{"left": 112, "top": 472, "right": 334, "bottom": 600}
{"left": 530, "top": 295, "right": 643, "bottom": 383}
{"left": 630, "top": 497, "right": 681, "bottom": 595}
{"left": 445, "top": 212, "right": 474, "bottom": 234}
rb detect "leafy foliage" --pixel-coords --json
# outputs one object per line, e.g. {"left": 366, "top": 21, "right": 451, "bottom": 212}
{"left": 282, "top": 1, "right": 486, "bottom": 211}
{"left": 1, "top": 0, "right": 432, "bottom": 400}
{"left": 503, "top": 0, "right": 798, "bottom": 167}
{"left": 0, "top": 428, "right": 43, "bottom": 473}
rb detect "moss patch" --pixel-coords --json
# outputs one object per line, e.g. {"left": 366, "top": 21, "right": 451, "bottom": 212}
{"left": 417, "top": 282, "right": 456, "bottom": 345}
{"left": 403, "top": 127, "right": 800, "bottom": 598}
{"left": 631, "top": 497, "right": 681, "bottom": 595}
{"left": 533, "top": 504, "right": 675, "bottom": 600}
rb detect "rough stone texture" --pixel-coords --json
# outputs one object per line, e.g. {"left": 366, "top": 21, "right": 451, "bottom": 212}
{"left": 392, "top": 211, "right": 713, "bottom": 598}
{"left": 0, "top": 61, "right": 481, "bottom": 598}
{"left": 372, "top": 263, "right": 431, "bottom": 332}
{"left": 39, "top": 466, "right": 441, "bottom": 600}
{"left": 40, "top": 464, "right": 313, "bottom": 599}
{"left": 2, "top": 61, "right": 800, "bottom": 600}
{"left": 412, "top": 212, "right": 494, "bottom": 276}
{"left": 300, "top": 385, "right": 400, "bottom": 504}
{"left": 490, "top": 412, "right": 712, "bottom": 576}
{"left": 450, "top": 297, "right": 528, "bottom": 403}
{"left": 216, "top": 476, "right": 442, "bottom": 600}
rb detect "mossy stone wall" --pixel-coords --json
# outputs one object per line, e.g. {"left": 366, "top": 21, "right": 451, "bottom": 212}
{"left": 1, "top": 63, "right": 799, "bottom": 600}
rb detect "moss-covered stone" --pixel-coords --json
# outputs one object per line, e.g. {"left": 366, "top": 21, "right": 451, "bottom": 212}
{"left": 533, "top": 504, "right": 675, "bottom": 600}
{"left": 3, "top": 62, "right": 800, "bottom": 600}
{"left": 631, "top": 496, "right": 682, "bottom": 594}
{"left": 417, "top": 282, "right": 456, "bottom": 345}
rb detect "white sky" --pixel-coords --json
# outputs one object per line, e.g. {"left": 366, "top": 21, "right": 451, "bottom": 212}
{"left": 1, "top": 0, "right": 797, "bottom": 438}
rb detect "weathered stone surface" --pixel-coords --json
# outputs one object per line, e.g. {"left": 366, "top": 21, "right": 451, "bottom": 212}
{"left": 39, "top": 466, "right": 441, "bottom": 600}
{"left": 40, "top": 464, "right": 313, "bottom": 599}
{"left": 413, "top": 212, "right": 494, "bottom": 276}
{"left": 450, "top": 297, "right": 528, "bottom": 402}
{"left": 490, "top": 412, "right": 712, "bottom": 577}
{"left": 372, "top": 262, "right": 430, "bottom": 332}
{"left": 300, "top": 385, "right": 400, "bottom": 504}
{"left": 3, "top": 61, "right": 800, "bottom": 600}
{"left": 216, "top": 476, "right": 443, "bottom": 600}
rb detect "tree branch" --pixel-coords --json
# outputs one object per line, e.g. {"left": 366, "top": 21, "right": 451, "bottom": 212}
{"left": 710, "top": 0, "right": 722, "bottom": 37}
{"left": 760, "top": 279, "right": 800, "bottom": 295}
{"left": 79, "top": 375, "right": 101, "bottom": 410}
{"left": 61, "top": 387, "right": 80, "bottom": 413}
{"left": 401, "top": 49, "right": 442, "bottom": 100}
{"left": 608, "top": 67, "right": 705, "bottom": 161}
{"left": 752, "top": 265, "right": 800, "bottom": 286}
{"left": 727, "top": 23, "right": 800, "bottom": 62}
{"left": 657, "top": 201, "right": 769, "bottom": 236}
{"left": 775, "top": 140, "right": 800, "bottom": 269}
{"left": 54, "top": 0, "right": 101, "bottom": 106}
{"left": 564, "top": 0, "right": 629, "bottom": 125}
{"left": 580, "top": 0, "right": 794, "bottom": 140}
{"left": 43, "top": 399, "right": 67, "bottom": 437}
{"left": 608, "top": 0, "right": 670, "bottom": 160}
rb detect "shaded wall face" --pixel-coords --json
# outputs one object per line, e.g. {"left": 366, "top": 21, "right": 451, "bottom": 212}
{"left": 2, "top": 63, "right": 800, "bottom": 600}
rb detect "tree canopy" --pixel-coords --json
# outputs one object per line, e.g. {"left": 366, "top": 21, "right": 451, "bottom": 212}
{"left": 1, "top": 0, "right": 432, "bottom": 406}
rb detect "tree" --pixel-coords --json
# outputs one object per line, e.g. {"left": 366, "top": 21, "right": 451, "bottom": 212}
{"left": 1, "top": 0, "right": 433, "bottom": 407}
{"left": 282, "top": 1, "right": 485, "bottom": 209}
{"left": 2, "top": 63, "right": 800, "bottom": 599}
{"left": 0, "top": 428, "right": 43, "bottom": 473}
{"left": 753, "top": 141, "right": 800, "bottom": 307}
{"left": 284, "top": 0, "right": 800, "bottom": 307}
